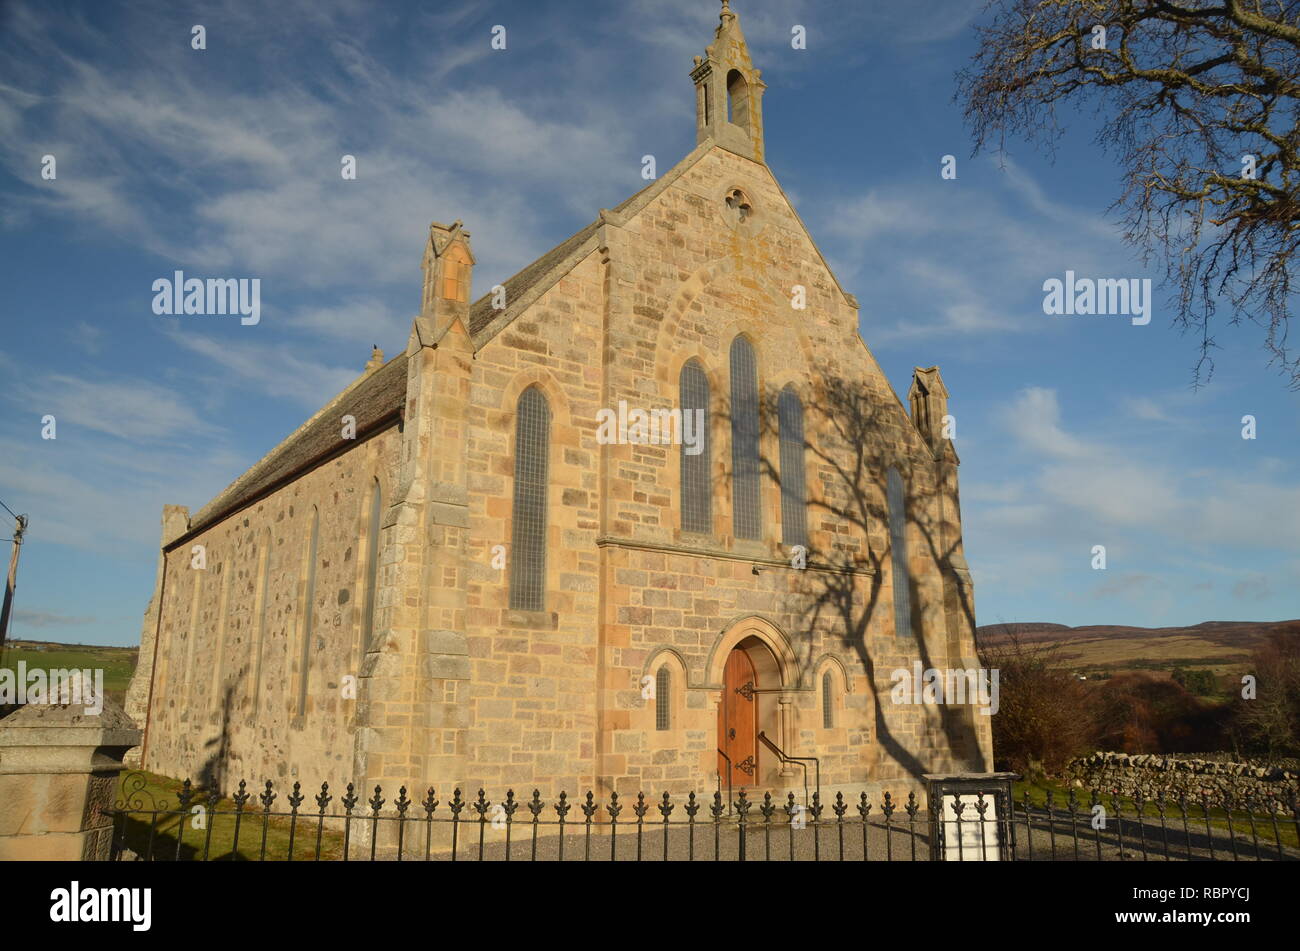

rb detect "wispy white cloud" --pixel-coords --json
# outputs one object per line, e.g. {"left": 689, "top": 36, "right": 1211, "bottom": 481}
{"left": 14, "top": 609, "right": 97, "bottom": 628}
{"left": 969, "top": 385, "right": 1300, "bottom": 617}
{"left": 6, "top": 372, "right": 213, "bottom": 441}
{"left": 820, "top": 162, "right": 1131, "bottom": 345}
{"left": 167, "top": 332, "right": 358, "bottom": 409}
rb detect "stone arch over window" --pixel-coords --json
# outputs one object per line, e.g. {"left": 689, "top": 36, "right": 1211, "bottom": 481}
{"left": 778, "top": 385, "right": 808, "bottom": 548}
{"left": 727, "top": 68, "right": 750, "bottom": 132}
{"left": 886, "top": 467, "right": 913, "bottom": 638}
{"left": 679, "top": 359, "right": 711, "bottom": 534}
{"left": 296, "top": 506, "right": 320, "bottom": 718}
{"left": 651, "top": 259, "right": 818, "bottom": 373}
{"left": 729, "top": 335, "right": 762, "bottom": 541}
{"left": 509, "top": 386, "right": 550, "bottom": 612}
{"left": 360, "top": 476, "right": 383, "bottom": 651}
{"left": 642, "top": 647, "right": 689, "bottom": 742}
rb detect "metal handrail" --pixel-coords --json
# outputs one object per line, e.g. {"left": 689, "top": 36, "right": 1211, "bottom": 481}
{"left": 716, "top": 748, "right": 733, "bottom": 816}
{"left": 758, "top": 731, "right": 819, "bottom": 807}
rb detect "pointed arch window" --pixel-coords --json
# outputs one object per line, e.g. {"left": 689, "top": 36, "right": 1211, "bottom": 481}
{"left": 778, "top": 386, "right": 808, "bottom": 548}
{"left": 729, "top": 336, "right": 762, "bottom": 540}
{"left": 886, "top": 467, "right": 913, "bottom": 638}
{"left": 510, "top": 387, "right": 550, "bottom": 611}
{"left": 822, "top": 670, "right": 835, "bottom": 729}
{"left": 680, "top": 360, "right": 711, "bottom": 534}
{"left": 361, "top": 478, "right": 383, "bottom": 649}
{"left": 655, "top": 666, "right": 672, "bottom": 731}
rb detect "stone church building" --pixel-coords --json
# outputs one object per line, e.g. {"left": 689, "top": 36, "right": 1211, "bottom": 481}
{"left": 127, "top": 2, "right": 993, "bottom": 804}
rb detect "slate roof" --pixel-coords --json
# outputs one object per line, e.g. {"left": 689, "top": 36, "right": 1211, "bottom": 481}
{"left": 175, "top": 181, "right": 657, "bottom": 545}
{"left": 179, "top": 353, "right": 408, "bottom": 542}
{"left": 465, "top": 183, "right": 651, "bottom": 336}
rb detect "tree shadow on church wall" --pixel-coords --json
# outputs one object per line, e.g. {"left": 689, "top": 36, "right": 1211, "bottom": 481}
{"left": 714, "top": 374, "right": 985, "bottom": 779}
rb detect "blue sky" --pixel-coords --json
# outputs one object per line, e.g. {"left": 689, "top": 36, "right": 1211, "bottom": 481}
{"left": 0, "top": 0, "right": 1296, "bottom": 648}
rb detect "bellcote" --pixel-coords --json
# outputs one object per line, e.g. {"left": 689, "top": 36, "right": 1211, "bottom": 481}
{"left": 908, "top": 366, "right": 954, "bottom": 458}
{"left": 420, "top": 219, "right": 475, "bottom": 335}
{"left": 692, "top": 0, "right": 766, "bottom": 163}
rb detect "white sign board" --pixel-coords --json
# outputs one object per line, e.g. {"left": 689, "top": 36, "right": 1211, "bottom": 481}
{"left": 939, "top": 793, "right": 1001, "bottom": 861}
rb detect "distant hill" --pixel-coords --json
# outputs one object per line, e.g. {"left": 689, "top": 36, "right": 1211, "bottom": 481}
{"left": 0, "top": 640, "right": 139, "bottom": 708}
{"left": 975, "top": 619, "right": 1300, "bottom": 677}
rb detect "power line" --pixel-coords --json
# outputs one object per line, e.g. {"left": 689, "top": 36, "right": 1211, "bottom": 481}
{"left": 0, "top": 498, "right": 16, "bottom": 520}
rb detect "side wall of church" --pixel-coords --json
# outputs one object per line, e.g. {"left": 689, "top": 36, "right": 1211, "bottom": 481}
{"left": 138, "top": 425, "right": 401, "bottom": 786}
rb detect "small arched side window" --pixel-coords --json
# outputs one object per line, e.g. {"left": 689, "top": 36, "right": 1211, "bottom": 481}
{"left": 680, "top": 360, "right": 711, "bottom": 534}
{"left": 510, "top": 387, "right": 551, "bottom": 612}
{"left": 655, "top": 666, "right": 672, "bottom": 731}
{"left": 822, "top": 671, "right": 835, "bottom": 729}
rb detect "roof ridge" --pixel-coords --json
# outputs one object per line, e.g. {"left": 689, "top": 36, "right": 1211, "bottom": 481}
{"left": 184, "top": 354, "right": 408, "bottom": 538}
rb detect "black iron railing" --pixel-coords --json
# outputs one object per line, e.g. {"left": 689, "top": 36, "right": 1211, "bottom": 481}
{"left": 757, "top": 731, "right": 819, "bottom": 807}
{"left": 102, "top": 772, "right": 1300, "bottom": 862}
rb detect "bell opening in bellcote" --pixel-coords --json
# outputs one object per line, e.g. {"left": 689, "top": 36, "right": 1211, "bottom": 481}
{"left": 691, "top": 0, "right": 766, "bottom": 163}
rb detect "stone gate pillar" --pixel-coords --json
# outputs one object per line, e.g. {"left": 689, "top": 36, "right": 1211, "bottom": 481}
{"left": 0, "top": 689, "right": 141, "bottom": 860}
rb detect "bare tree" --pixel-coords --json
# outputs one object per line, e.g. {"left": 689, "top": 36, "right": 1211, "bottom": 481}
{"left": 976, "top": 624, "right": 1093, "bottom": 778}
{"left": 958, "top": 0, "right": 1300, "bottom": 388}
{"left": 1231, "top": 630, "right": 1300, "bottom": 757}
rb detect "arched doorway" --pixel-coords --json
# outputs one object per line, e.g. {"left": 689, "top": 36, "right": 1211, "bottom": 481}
{"left": 716, "top": 635, "right": 781, "bottom": 788}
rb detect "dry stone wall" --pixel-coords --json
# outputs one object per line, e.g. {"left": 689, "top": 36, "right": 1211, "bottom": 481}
{"left": 1067, "top": 751, "right": 1300, "bottom": 808}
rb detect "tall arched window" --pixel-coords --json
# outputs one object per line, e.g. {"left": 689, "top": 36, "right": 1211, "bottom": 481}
{"left": 252, "top": 531, "right": 271, "bottom": 710}
{"left": 655, "top": 666, "right": 672, "bottom": 731}
{"left": 510, "top": 387, "right": 550, "bottom": 611}
{"left": 729, "top": 336, "right": 762, "bottom": 540}
{"left": 361, "top": 478, "right": 383, "bottom": 649}
{"left": 778, "top": 386, "right": 808, "bottom": 548}
{"left": 680, "top": 360, "right": 711, "bottom": 534}
{"left": 886, "top": 467, "right": 913, "bottom": 638}
{"left": 822, "top": 670, "right": 835, "bottom": 729}
{"left": 297, "top": 507, "right": 320, "bottom": 717}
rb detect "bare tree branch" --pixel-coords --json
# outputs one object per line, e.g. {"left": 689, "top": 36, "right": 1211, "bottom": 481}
{"left": 958, "top": 0, "right": 1300, "bottom": 388}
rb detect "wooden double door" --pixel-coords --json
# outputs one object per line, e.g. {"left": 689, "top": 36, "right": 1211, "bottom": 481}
{"left": 717, "top": 648, "right": 758, "bottom": 787}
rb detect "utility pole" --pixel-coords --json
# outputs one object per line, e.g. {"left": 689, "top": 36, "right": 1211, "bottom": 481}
{"left": 0, "top": 513, "right": 28, "bottom": 653}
